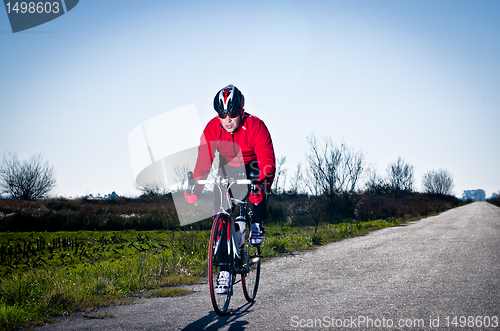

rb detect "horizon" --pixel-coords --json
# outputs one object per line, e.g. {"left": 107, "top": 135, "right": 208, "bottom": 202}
{"left": 0, "top": 188, "right": 497, "bottom": 201}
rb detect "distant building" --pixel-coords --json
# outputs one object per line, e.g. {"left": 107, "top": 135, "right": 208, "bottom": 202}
{"left": 462, "top": 189, "right": 486, "bottom": 200}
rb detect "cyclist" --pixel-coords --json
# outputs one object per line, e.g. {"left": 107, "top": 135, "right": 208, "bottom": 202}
{"left": 185, "top": 84, "right": 276, "bottom": 293}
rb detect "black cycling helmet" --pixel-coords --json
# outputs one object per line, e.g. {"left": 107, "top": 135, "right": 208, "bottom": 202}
{"left": 213, "top": 84, "right": 245, "bottom": 114}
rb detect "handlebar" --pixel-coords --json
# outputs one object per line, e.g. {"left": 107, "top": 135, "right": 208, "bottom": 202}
{"left": 186, "top": 171, "right": 260, "bottom": 212}
{"left": 199, "top": 178, "right": 252, "bottom": 185}
{"left": 187, "top": 171, "right": 251, "bottom": 186}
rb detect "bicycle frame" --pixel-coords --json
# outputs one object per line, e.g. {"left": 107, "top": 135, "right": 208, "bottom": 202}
{"left": 195, "top": 175, "right": 251, "bottom": 261}
{"left": 187, "top": 172, "right": 261, "bottom": 315}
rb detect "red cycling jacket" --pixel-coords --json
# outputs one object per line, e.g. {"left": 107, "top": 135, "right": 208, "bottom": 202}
{"left": 193, "top": 113, "right": 276, "bottom": 193}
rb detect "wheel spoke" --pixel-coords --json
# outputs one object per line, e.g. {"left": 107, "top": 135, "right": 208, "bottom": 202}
{"left": 242, "top": 244, "right": 261, "bottom": 302}
{"left": 208, "top": 215, "right": 233, "bottom": 315}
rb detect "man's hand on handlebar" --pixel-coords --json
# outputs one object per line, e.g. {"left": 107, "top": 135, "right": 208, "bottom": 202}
{"left": 249, "top": 183, "right": 264, "bottom": 205}
{"left": 185, "top": 170, "right": 263, "bottom": 204}
{"left": 185, "top": 185, "right": 201, "bottom": 204}
{"left": 185, "top": 171, "right": 201, "bottom": 204}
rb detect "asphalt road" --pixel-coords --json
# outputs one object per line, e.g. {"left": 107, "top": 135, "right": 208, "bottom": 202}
{"left": 33, "top": 202, "right": 500, "bottom": 331}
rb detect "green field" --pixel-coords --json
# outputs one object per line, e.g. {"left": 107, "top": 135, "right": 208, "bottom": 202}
{"left": 0, "top": 219, "right": 404, "bottom": 331}
{"left": 0, "top": 192, "right": 466, "bottom": 330}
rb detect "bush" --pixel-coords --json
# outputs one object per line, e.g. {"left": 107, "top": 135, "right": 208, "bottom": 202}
{"left": 488, "top": 197, "right": 500, "bottom": 208}
{"left": 355, "top": 192, "right": 462, "bottom": 221}
{"left": 0, "top": 191, "right": 465, "bottom": 233}
{"left": 0, "top": 197, "right": 180, "bottom": 232}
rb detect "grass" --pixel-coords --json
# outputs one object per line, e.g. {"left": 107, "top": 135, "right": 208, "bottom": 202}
{"left": 145, "top": 288, "right": 193, "bottom": 298}
{"left": 0, "top": 230, "right": 208, "bottom": 330}
{"left": 0, "top": 219, "right": 406, "bottom": 331}
{"left": 82, "top": 312, "right": 115, "bottom": 319}
{"left": 0, "top": 192, "right": 464, "bottom": 330}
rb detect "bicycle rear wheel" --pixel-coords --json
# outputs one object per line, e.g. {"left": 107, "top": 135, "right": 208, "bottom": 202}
{"left": 208, "top": 214, "right": 233, "bottom": 315}
{"left": 241, "top": 244, "right": 261, "bottom": 302}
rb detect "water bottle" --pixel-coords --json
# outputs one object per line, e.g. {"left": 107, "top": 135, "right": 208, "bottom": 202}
{"left": 235, "top": 217, "right": 246, "bottom": 247}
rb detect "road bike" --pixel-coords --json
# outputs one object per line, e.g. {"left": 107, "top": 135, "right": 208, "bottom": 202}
{"left": 187, "top": 171, "right": 262, "bottom": 315}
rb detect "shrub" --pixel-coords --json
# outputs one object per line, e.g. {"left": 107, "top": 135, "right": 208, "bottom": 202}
{"left": 355, "top": 192, "right": 462, "bottom": 221}
{"left": 488, "top": 197, "right": 500, "bottom": 208}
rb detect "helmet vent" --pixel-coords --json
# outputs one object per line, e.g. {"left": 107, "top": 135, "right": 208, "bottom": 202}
{"left": 214, "top": 84, "right": 244, "bottom": 114}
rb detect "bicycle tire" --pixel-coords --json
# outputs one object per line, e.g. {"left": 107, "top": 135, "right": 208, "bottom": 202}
{"left": 208, "top": 213, "right": 233, "bottom": 315}
{"left": 241, "top": 243, "right": 261, "bottom": 302}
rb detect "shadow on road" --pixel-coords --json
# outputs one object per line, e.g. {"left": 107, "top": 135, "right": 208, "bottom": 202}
{"left": 182, "top": 302, "right": 256, "bottom": 331}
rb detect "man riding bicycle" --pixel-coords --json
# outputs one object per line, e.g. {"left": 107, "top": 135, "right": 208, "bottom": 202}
{"left": 185, "top": 84, "right": 276, "bottom": 293}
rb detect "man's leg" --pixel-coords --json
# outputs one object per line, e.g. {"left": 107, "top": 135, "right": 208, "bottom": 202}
{"left": 250, "top": 193, "right": 268, "bottom": 245}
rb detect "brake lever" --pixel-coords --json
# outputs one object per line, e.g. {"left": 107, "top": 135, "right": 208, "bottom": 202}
{"left": 249, "top": 170, "right": 260, "bottom": 193}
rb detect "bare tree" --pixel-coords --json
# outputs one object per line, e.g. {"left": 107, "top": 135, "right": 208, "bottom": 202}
{"left": 0, "top": 151, "right": 57, "bottom": 200}
{"left": 304, "top": 135, "right": 337, "bottom": 196}
{"left": 303, "top": 135, "right": 365, "bottom": 220}
{"left": 422, "top": 169, "right": 454, "bottom": 195}
{"left": 364, "top": 166, "right": 390, "bottom": 195}
{"left": 288, "top": 161, "right": 304, "bottom": 195}
{"left": 305, "top": 135, "right": 365, "bottom": 196}
{"left": 136, "top": 183, "right": 169, "bottom": 196}
{"left": 386, "top": 156, "right": 414, "bottom": 193}
{"left": 174, "top": 164, "right": 190, "bottom": 188}
{"left": 272, "top": 156, "right": 287, "bottom": 195}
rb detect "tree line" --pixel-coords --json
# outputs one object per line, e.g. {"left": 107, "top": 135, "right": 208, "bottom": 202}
{"left": 1, "top": 135, "right": 454, "bottom": 201}
{"left": 271, "top": 134, "right": 455, "bottom": 198}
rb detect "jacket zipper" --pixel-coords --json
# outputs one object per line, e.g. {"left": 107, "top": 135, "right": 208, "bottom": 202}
{"left": 231, "top": 133, "right": 244, "bottom": 167}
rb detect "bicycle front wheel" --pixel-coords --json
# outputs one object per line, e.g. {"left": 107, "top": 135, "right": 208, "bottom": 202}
{"left": 241, "top": 244, "right": 261, "bottom": 302}
{"left": 208, "top": 214, "right": 233, "bottom": 315}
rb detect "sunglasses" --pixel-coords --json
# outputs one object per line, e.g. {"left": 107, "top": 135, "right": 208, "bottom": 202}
{"left": 218, "top": 111, "right": 241, "bottom": 119}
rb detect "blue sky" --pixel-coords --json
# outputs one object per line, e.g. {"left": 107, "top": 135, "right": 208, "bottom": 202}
{"left": 1, "top": 0, "right": 499, "bottom": 198}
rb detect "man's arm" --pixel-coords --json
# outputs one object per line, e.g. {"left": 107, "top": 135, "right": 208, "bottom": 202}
{"left": 193, "top": 119, "right": 218, "bottom": 183}
{"left": 252, "top": 119, "right": 276, "bottom": 192}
